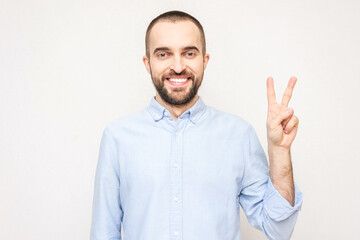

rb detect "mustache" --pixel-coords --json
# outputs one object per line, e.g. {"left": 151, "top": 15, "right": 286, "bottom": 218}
{"left": 163, "top": 70, "right": 195, "bottom": 79}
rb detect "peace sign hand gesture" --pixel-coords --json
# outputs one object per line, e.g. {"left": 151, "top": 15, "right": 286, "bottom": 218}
{"left": 266, "top": 76, "right": 299, "bottom": 150}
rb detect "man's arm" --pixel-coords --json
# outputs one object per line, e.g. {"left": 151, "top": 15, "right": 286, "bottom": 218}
{"left": 268, "top": 146, "right": 295, "bottom": 206}
{"left": 90, "top": 127, "right": 123, "bottom": 240}
{"left": 266, "top": 76, "right": 299, "bottom": 206}
{"left": 239, "top": 124, "right": 303, "bottom": 240}
{"left": 239, "top": 76, "right": 302, "bottom": 240}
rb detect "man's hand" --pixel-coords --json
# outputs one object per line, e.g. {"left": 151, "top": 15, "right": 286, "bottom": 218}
{"left": 266, "top": 76, "right": 299, "bottom": 206}
{"left": 266, "top": 76, "right": 299, "bottom": 150}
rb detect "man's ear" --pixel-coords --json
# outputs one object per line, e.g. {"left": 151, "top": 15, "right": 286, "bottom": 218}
{"left": 143, "top": 55, "right": 151, "bottom": 74}
{"left": 203, "top": 53, "right": 210, "bottom": 70}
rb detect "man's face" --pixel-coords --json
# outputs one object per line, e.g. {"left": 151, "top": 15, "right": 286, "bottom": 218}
{"left": 143, "top": 20, "right": 210, "bottom": 106}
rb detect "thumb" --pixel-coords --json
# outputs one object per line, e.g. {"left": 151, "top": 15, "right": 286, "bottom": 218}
{"left": 273, "top": 107, "right": 293, "bottom": 126}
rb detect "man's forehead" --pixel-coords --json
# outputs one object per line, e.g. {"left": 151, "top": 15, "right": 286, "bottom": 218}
{"left": 149, "top": 20, "right": 202, "bottom": 50}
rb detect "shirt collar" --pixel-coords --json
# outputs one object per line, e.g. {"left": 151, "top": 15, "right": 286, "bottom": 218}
{"left": 147, "top": 96, "right": 207, "bottom": 124}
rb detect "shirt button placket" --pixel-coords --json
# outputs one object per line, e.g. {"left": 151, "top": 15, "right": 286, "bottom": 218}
{"left": 170, "top": 129, "right": 183, "bottom": 239}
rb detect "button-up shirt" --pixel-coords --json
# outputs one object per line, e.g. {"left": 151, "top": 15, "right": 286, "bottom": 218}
{"left": 90, "top": 96, "right": 303, "bottom": 240}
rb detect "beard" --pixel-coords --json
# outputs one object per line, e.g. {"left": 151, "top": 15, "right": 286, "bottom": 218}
{"left": 151, "top": 68, "right": 203, "bottom": 106}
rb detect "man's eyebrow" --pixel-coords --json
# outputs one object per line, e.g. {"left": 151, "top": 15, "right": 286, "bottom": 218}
{"left": 153, "top": 47, "right": 171, "bottom": 55}
{"left": 153, "top": 46, "right": 200, "bottom": 55}
{"left": 183, "top": 46, "right": 200, "bottom": 52}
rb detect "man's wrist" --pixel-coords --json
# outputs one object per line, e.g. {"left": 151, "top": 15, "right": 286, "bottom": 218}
{"left": 268, "top": 142, "right": 291, "bottom": 154}
{"left": 268, "top": 144, "right": 292, "bottom": 171}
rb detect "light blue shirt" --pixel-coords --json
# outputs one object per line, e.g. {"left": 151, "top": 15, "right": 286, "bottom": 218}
{"left": 90, "top": 96, "right": 303, "bottom": 240}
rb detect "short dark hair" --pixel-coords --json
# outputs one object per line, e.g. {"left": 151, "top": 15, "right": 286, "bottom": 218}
{"left": 145, "top": 10, "right": 206, "bottom": 59}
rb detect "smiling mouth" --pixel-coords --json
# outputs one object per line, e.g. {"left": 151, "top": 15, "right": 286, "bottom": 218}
{"left": 165, "top": 77, "right": 192, "bottom": 87}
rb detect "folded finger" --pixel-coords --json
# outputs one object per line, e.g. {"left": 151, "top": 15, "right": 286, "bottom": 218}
{"left": 284, "top": 115, "right": 299, "bottom": 134}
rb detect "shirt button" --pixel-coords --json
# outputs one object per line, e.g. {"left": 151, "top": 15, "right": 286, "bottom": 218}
{"left": 174, "top": 231, "right": 179, "bottom": 236}
{"left": 174, "top": 196, "right": 179, "bottom": 202}
{"left": 173, "top": 162, "right": 179, "bottom": 168}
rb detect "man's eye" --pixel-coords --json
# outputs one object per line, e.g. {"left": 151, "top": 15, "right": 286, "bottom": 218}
{"left": 158, "top": 53, "right": 167, "bottom": 58}
{"left": 186, "top": 52, "right": 195, "bottom": 57}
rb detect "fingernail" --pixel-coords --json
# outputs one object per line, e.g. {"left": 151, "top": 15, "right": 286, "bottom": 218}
{"left": 287, "top": 108, "right": 292, "bottom": 114}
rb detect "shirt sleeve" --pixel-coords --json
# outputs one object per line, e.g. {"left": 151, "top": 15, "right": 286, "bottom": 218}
{"left": 90, "top": 127, "right": 123, "bottom": 240}
{"left": 239, "top": 124, "right": 303, "bottom": 240}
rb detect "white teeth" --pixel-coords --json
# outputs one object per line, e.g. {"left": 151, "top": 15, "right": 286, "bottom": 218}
{"left": 168, "top": 78, "right": 188, "bottom": 82}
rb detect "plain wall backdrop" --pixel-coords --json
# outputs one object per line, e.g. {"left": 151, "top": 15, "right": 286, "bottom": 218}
{"left": 1, "top": 0, "right": 360, "bottom": 239}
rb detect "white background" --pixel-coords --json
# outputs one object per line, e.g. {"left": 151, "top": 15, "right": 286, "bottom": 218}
{"left": 1, "top": 0, "right": 360, "bottom": 239}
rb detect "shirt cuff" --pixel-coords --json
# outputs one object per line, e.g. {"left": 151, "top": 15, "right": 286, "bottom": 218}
{"left": 263, "top": 177, "right": 303, "bottom": 221}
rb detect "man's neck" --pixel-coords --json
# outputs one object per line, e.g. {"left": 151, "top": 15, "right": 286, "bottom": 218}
{"left": 154, "top": 93, "right": 199, "bottom": 122}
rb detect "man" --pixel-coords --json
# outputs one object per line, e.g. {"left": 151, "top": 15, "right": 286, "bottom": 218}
{"left": 90, "top": 10, "right": 303, "bottom": 240}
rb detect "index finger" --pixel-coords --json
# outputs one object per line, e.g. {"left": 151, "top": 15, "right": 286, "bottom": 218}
{"left": 281, "top": 76, "right": 297, "bottom": 107}
{"left": 266, "top": 76, "right": 277, "bottom": 105}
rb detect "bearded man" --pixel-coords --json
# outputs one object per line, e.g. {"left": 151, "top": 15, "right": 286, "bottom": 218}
{"left": 90, "top": 10, "right": 303, "bottom": 240}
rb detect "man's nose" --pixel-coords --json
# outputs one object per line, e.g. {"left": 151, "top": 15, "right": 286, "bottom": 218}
{"left": 169, "top": 55, "right": 186, "bottom": 73}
